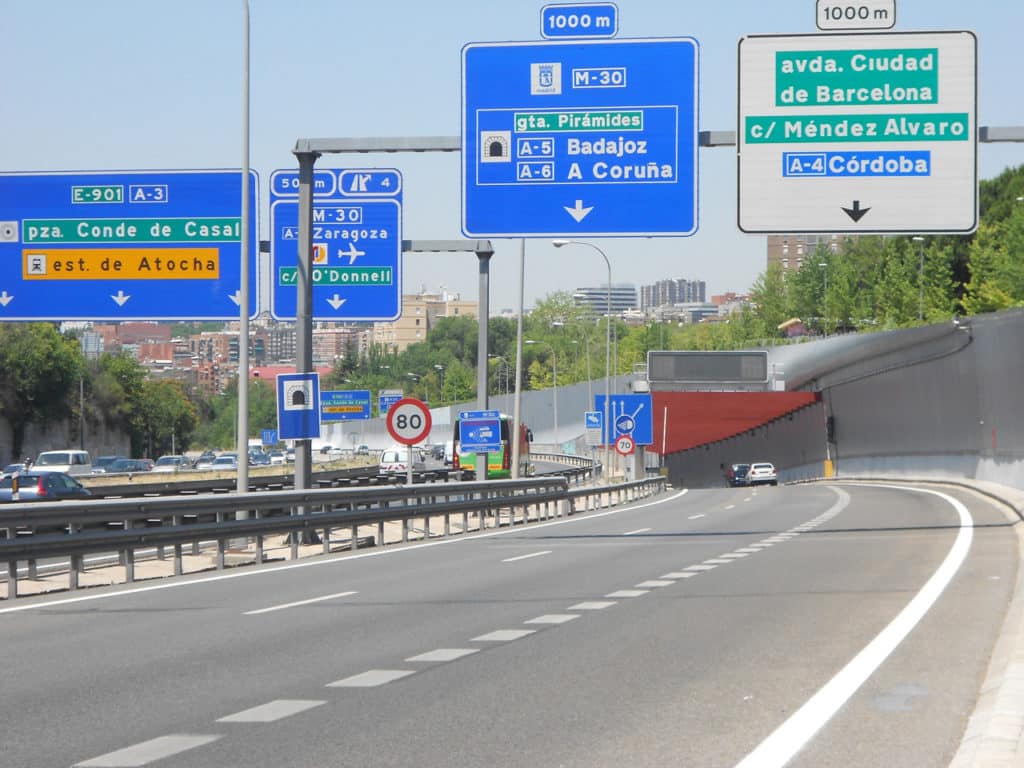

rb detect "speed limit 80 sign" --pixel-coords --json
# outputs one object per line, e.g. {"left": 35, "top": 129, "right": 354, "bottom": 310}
{"left": 385, "top": 398, "right": 432, "bottom": 446}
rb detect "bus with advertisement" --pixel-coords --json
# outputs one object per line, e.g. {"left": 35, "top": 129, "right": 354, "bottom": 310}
{"left": 452, "top": 413, "right": 533, "bottom": 480}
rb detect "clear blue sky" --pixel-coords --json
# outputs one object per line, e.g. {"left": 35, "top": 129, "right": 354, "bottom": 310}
{"left": 3, "top": 1, "right": 1021, "bottom": 315}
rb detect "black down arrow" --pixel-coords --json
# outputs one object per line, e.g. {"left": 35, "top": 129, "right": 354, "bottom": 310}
{"left": 842, "top": 200, "right": 871, "bottom": 222}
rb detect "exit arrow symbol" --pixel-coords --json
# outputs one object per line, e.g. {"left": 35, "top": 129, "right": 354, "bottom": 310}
{"left": 842, "top": 200, "right": 871, "bottom": 222}
{"left": 111, "top": 290, "right": 131, "bottom": 306}
{"left": 0, "top": 291, "right": 13, "bottom": 306}
{"left": 326, "top": 294, "right": 346, "bottom": 310}
{"left": 563, "top": 199, "right": 594, "bottom": 223}
{"left": 228, "top": 290, "right": 241, "bottom": 306}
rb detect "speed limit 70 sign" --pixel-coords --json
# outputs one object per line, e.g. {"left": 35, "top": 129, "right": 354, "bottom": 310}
{"left": 385, "top": 398, "right": 432, "bottom": 446}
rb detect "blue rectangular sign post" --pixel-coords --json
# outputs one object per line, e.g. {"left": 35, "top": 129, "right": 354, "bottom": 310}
{"left": 379, "top": 391, "right": 403, "bottom": 416}
{"left": 261, "top": 429, "right": 279, "bottom": 446}
{"left": 458, "top": 409, "right": 503, "bottom": 453}
{"left": 595, "top": 393, "right": 653, "bottom": 445}
{"left": 541, "top": 3, "right": 618, "bottom": 39}
{"left": 270, "top": 168, "right": 402, "bottom": 321}
{"left": 320, "top": 389, "right": 372, "bottom": 422}
{"left": 0, "top": 170, "right": 258, "bottom": 320}
{"left": 276, "top": 373, "right": 321, "bottom": 441}
{"left": 462, "top": 38, "right": 698, "bottom": 237}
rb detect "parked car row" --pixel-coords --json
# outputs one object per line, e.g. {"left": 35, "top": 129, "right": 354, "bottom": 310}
{"left": 727, "top": 462, "right": 778, "bottom": 487}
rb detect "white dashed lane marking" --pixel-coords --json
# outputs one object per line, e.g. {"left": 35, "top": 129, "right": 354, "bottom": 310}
{"left": 327, "top": 670, "right": 416, "bottom": 688}
{"left": 606, "top": 589, "right": 649, "bottom": 598}
{"left": 569, "top": 601, "right": 617, "bottom": 610}
{"left": 217, "top": 699, "right": 325, "bottom": 723}
{"left": 502, "top": 550, "right": 552, "bottom": 563}
{"left": 625, "top": 527, "right": 652, "bottom": 536}
{"left": 406, "top": 648, "right": 479, "bottom": 663}
{"left": 663, "top": 572, "right": 699, "bottom": 579}
{"left": 244, "top": 590, "right": 358, "bottom": 615}
{"left": 472, "top": 629, "right": 537, "bottom": 642}
{"left": 689, "top": 513, "right": 707, "bottom": 519}
{"left": 525, "top": 614, "right": 579, "bottom": 625}
{"left": 636, "top": 580, "right": 674, "bottom": 588}
{"left": 75, "top": 735, "right": 222, "bottom": 767}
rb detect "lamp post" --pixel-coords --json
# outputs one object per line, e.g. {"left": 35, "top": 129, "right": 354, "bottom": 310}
{"left": 553, "top": 239, "right": 611, "bottom": 477}
{"left": 525, "top": 339, "right": 558, "bottom": 448}
{"left": 488, "top": 354, "right": 512, "bottom": 399}
{"left": 912, "top": 236, "right": 925, "bottom": 321}
{"left": 433, "top": 364, "right": 445, "bottom": 404}
{"left": 406, "top": 372, "right": 427, "bottom": 406}
{"left": 818, "top": 261, "right": 828, "bottom": 333}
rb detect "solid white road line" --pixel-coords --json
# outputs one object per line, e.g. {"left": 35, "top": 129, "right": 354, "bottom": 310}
{"left": 327, "top": 670, "right": 416, "bottom": 688}
{"left": 734, "top": 485, "right": 971, "bottom": 768}
{"left": 217, "top": 699, "right": 325, "bottom": 723}
{"left": 472, "top": 629, "right": 536, "bottom": 642}
{"left": 75, "top": 735, "right": 221, "bottom": 767}
{"left": 244, "top": 590, "right": 357, "bottom": 615}
{"left": 502, "top": 550, "right": 552, "bottom": 563}
{"left": 406, "top": 648, "right": 479, "bottom": 663}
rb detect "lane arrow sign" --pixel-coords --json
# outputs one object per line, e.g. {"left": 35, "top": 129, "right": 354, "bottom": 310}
{"left": 0, "top": 291, "right": 13, "bottom": 306}
{"left": 563, "top": 199, "right": 594, "bottom": 223}
{"left": 111, "top": 290, "right": 131, "bottom": 306}
{"left": 841, "top": 200, "right": 871, "bottom": 222}
{"left": 338, "top": 244, "right": 365, "bottom": 264}
{"left": 326, "top": 294, "right": 346, "bottom": 310}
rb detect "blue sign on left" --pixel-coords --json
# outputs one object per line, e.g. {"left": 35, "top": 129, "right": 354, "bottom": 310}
{"left": 277, "top": 373, "right": 321, "bottom": 441}
{"left": 0, "top": 170, "right": 258, "bottom": 320}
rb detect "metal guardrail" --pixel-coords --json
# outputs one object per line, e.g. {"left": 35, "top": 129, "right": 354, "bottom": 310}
{"left": 1, "top": 474, "right": 668, "bottom": 600}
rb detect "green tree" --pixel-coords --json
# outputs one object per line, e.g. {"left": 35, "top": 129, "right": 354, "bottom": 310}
{"left": 138, "top": 379, "right": 198, "bottom": 457}
{"left": 0, "top": 324, "right": 83, "bottom": 460}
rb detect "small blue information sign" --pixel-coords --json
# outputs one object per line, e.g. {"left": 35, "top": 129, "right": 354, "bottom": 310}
{"left": 320, "top": 389, "right": 372, "bottom": 422}
{"left": 260, "top": 429, "right": 279, "bottom": 446}
{"left": 595, "top": 393, "right": 653, "bottom": 445}
{"left": 458, "top": 409, "right": 503, "bottom": 453}
{"left": 270, "top": 168, "right": 402, "bottom": 321}
{"left": 541, "top": 3, "right": 618, "bottom": 39}
{"left": 276, "top": 373, "right": 321, "bottom": 441}
{"left": 378, "top": 391, "right": 403, "bottom": 415}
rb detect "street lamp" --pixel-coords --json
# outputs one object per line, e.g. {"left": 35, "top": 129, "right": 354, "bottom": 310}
{"left": 554, "top": 239, "right": 612, "bottom": 476}
{"left": 912, "top": 236, "right": 925, "bottom": 321}
{"left": 488, "top": 354, "right": 512, "bottom": 399}
{"left": 406, "top": 372, "right": 427, "bottom": 405}
{"left": 433, "top": 364, "right": 445, "bottom": 403}
{"left": 818, "top": 262, "right": 828, "bottom": 333}
{"left": 525, "top": 339, "right": 558, "bottom": 448}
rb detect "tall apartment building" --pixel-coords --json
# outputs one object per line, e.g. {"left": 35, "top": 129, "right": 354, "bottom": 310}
{"left": 640, "top": 278, "right": 706, "bottom": 310}
{"left": 766, "top": 234, "right": 850, "bottom": 274}
{"left": 373, "top": 290, "right": 478, "bottom": 354}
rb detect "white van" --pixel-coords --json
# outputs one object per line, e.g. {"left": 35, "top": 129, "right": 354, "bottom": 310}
{"left": 378, "top": 446, "right": 426, "bottom": 475}
{"left": 34, "top": 449, "right": 93, "bottom": 476}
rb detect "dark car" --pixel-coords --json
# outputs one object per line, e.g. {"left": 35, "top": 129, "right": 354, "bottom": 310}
{"left": 0, "top": 471, "right": 92, "bottom": 502}
{"left": 109, "top": 458, "right": 152, "bottom": 473}
{"left": 727, "top": 463, "right": 750, "bottom": 487}
{"left": 93, "top": 455, "right": 128, "bottom": 473}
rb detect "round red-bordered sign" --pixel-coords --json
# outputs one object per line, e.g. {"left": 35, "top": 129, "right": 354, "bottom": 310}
{"left": 386, "top": 398, "right": 432, "bottom": 446}
{"left": 615, "top": 434, "right": 635, "bottom": 456}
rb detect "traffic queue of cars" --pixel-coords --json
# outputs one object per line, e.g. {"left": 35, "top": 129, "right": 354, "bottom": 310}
{"left": 727, "top": 462, "right": 778, "bottom": 487}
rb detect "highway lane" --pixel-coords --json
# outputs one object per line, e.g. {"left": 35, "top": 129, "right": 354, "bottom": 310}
{"left": 0, "top": 482, "right": 1015, "bottom": 768}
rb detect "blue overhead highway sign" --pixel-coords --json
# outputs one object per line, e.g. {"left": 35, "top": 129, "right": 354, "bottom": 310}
{"left": 270, "top": 168, "right": 402, "bottom": 321}
{"left": 461, "top": 37, "right": 698, "bottom": 237}
{"left": 0, "top": 169, "right": 258, "bottom": 320}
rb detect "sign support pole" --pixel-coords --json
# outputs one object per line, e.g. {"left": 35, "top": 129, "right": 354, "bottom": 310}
{"left": 294, "top": 150, "right": 319, "bottom": 496}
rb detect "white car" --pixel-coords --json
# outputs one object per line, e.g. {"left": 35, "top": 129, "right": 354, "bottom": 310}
{"left": 747, "top": 462, "right": 778, "bottom": 486}
{"left": 378, "top": 447, "right": 426, "bottom": 475}
{"left": 150, "top": 455, "right": 191, "bottom": 473}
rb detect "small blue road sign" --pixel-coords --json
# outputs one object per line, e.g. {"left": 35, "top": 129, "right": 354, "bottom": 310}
{"left": 270, "top": 168, "right": 402, "bottom": 321}
{"left": 260, "top": 429, "right": 279, "bottom": 446}
{"left": 595, "top": 393, "right": 653, "bottom": 445}
{"left": 0, "top": 169, "right": 258, "bottom": 320}
{"left": 541, "top": 3, "right": 618, "bottom": 39}
{"left": 320, "top": 389, "right": 372, "bottom": 422}
{"left": 379, "top": 391, "right": 403, "bottom": 415}
{"left": 458, "top": 409, "right": 503, "bottom": 453}
{"left": 462, "top": 38, "right": 698, "bottom": 237}
{"left": 276, "top": 372, "right": 321, "bottom": 441}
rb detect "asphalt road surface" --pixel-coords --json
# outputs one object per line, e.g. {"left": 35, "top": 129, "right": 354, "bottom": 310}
{"left": 0, "top": 481, "right": 1015, "bottom": 768}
